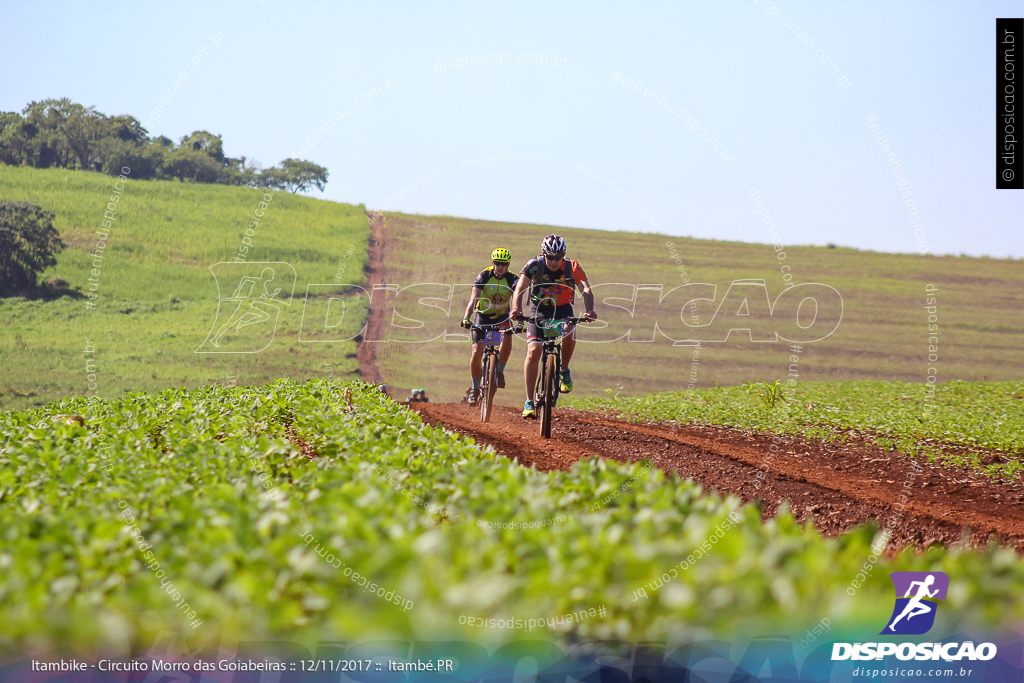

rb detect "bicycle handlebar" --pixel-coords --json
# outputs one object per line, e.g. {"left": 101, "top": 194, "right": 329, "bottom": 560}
{"left": 462, "top": 322, "right": 517, "bottom": 333}
{"left": 462, "top": 317, "right": 594, "bottom": 335}
{"left": 512, "top": 315, "right": 595, "bottom": 325}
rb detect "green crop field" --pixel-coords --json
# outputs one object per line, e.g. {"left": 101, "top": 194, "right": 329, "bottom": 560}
{"left": 373, "top": 213, "right": 1024, "bottom": 404}
{"left": 567, "top": 380, "right": 1024, "bottom": 481}
{"left": 2, "top": 380, "right": 1021, "bottom": 654}
{"left": 0, "top": 166, "right": 368, "bottom": 411}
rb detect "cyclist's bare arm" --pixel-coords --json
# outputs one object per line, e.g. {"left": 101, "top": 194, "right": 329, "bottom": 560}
{"left": 510, "top": 273, "right": 532, "bottom": 319}
{"left": 463, "top": 286, "right": 481, "bottom": 320}
{"left": 576, "top": 278, "right": 597, "bottom": 319}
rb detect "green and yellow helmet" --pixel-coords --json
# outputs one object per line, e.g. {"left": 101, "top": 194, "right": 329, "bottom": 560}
{"left": 491, "top": 248, "right": 511, "bottom": 264}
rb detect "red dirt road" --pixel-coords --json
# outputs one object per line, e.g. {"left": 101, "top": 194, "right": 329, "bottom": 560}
{"left": 358, "top": 212, "right": 387, "bottom": 384}
{"left": 411, "top": 401, "right": 1024, "bottom": 552}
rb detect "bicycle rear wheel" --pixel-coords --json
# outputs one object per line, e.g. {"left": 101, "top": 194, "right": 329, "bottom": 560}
{"left": 480, "top": 354, "right": 496, "bottom": 423}
{"left": 539, "top": 353, "right": 557, "bottom": 438}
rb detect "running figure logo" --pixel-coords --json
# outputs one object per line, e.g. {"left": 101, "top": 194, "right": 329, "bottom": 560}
{"left": 196, "top": 262, "right": 296, "bottom": 353}
{"left": 881, "top": 571, "right": 949, "bottom": 635}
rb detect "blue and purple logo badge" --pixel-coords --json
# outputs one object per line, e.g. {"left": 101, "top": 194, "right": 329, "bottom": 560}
{"left": 881, "top": 571, "right": 949, "bottom": 635}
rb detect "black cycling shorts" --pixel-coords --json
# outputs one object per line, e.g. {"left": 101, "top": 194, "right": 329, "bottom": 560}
{"left": 526, "top": 303, "right": 575, "bottom": 342}
{"left": 472, "top": 312, "right": 511, "bottom": 344}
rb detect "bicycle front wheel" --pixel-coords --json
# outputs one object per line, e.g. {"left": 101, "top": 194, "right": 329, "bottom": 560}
{"left": 539, "top": 353, "right": 557, "bottom": 438}
{"left": 480, "top": 354, "right": 496, "bottom": 423}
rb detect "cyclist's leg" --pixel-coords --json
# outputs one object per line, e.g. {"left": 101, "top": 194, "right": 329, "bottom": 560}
{"left": 562, "top": 325, "right": 577, "bottom": 366}
{"left": 470, "top": 314, "right": 495, "bottom": 390}
{"left": 523, "top": 306, "right": 549, "bottom": 401}
{"left": 495, "top": 321, "right": 513, "bottom": 389}
{"left": 556, "top": 304, "right": 577, "bottom": 369}
{"left": 498, "top": 330, "right": 513, "bottom": 365}
{"left": 544, "top": 304, "right": 574, "bottom": 393}
{"left": 470, "top": 342, "right": 484, "bottom": 380}
{"left": 524, "top": 341, "right": 542, "bottom": 401}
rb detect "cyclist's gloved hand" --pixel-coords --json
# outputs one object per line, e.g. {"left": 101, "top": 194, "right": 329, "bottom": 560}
{"left": 584, "top": 310, "right": 598, "bottom": 320}
{"left": 461, "top": 316, "right": 472, "bottom": 329}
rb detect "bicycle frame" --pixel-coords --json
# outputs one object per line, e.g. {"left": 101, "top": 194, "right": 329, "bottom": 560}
{"left": 514, "top": 315, "right": 592, "bottom": 438}
{"left": 467, "top": 322, "right": 513, "bottom": 423}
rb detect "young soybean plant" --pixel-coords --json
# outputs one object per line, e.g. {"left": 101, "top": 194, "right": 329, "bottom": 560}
{"left": 754, "top": 379, "right": 786, "bottom": 409}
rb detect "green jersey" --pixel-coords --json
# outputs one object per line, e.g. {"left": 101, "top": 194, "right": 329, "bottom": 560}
{"left": 473, "top": 266, "right": 518, "bottom": 316}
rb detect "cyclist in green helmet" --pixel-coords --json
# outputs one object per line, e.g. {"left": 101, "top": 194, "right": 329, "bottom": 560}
{"left": 460, "top": 248, "right": 519, "bottom": 405}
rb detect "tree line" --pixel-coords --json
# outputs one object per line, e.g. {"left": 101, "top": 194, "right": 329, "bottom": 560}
{"left": 0, "top": 98, "right": 328, "bottom": 193}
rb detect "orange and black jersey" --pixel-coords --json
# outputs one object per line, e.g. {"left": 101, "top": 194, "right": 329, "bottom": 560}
{"left": 520, "top": 257, "right": 588, "bottom": 307}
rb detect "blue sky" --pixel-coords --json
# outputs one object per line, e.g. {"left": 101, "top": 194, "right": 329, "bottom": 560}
{"left": 2, "top": 0, "right": 1021, "bottom": 257}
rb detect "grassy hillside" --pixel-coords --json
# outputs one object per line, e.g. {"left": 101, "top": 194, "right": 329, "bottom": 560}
{"left": 0, "top": 166, "right": 369, "bottom": 410}
{"left": 374, "top": 213, "right": 1024, "bottom": 403}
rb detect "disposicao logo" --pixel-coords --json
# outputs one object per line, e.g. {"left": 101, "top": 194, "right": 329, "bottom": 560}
{"left": 197, "top": 263, "right": 296, "bottom": 354}
{"left": 831, "top": 571, "right": 997, "bottom": 662}
{"left": 881, "top": 571, "right": 948, "bottom": 635}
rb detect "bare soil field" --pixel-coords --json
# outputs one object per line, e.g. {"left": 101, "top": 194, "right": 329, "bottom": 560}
{"left": 368, "top": 212, "right": 1024, "bottom": 403}
{"left": 410, "top": 401, "right": 1024, "bottom": 552}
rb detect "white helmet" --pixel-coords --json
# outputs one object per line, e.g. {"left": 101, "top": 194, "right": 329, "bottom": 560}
{"left": 541, "top": 234, "right": 566, "bottom": 257}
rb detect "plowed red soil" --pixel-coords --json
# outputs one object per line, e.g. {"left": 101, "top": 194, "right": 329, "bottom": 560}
{"left": 410, "top": 401, "right": 1024, "bottom": 552}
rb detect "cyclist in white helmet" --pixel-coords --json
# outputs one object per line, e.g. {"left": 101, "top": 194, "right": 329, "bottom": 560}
{"left": 509, "top": 234, "right": 596, "bottom": 419}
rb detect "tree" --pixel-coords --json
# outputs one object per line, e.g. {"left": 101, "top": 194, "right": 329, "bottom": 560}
{"left": 87, "top": 115, "right": 158, "bottom": 177}
{"left": 256, "top": 166, "right": 289, "bottom": 190}
{"left": 179, "top": 130, "right": 225, "bottom": 163}
{"left": 0, "top": 201, "right": 65, "bottom": 296}
{"left": 93, "top": 137, "right": 165, "bottom": 179}
{"left": 221, "top": 155, "right": 262, "bottom": 187}
{"left": 0, "top": 112, "right": 33, "bottom": 166}
{"left": 162, "top": 147, "right": 223, "bottom": 183}
{"left": 279, "top": 158, "right": 329, "bottom": 193}
{"left": 107, "top": 114, "right": 148, "bottom": 143}
{"left": 22, "top": 99, "right": 106, "bottom": 170}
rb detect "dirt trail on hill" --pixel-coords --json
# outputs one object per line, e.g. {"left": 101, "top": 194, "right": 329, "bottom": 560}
{"left": 411, "top": 402, "right": 1024, "bottom": 552}
{"left": 358, "top": 212, "right": 387, "bottom": 384}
